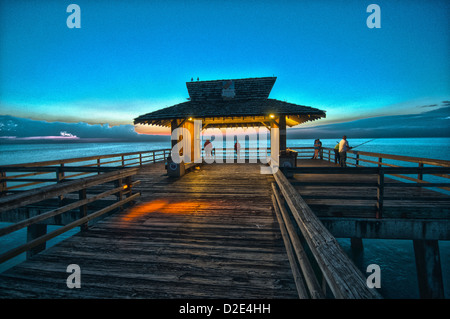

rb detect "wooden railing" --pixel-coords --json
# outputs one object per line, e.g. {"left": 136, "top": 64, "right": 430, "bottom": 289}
{"left": 282, "top": 166, "right": 450, "bottom": 219}
{"left": 201, "top": 147, "right": 271, "bottom": 161}
{"left": 289, "top": 146, "right": 450, "bottom": 192}
{"left": 271, "top": 169, "right": 381, "bottom": 299}
{"left": 0, "top": 149, "right": 170, "bottom": 194}
{"left": 0, "top": 167, "right": 141, "bottom": 264}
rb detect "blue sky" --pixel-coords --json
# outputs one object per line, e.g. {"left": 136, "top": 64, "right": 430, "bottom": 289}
{"left": 1, "top": 0, "right": 449, "bottom": 133}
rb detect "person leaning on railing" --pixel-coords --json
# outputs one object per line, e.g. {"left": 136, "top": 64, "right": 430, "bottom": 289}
{"left": 338, "top": 135, "right": 352, "bottom": 167}
{"left": 334, "top": 142, "right": 340, "bottom": 166}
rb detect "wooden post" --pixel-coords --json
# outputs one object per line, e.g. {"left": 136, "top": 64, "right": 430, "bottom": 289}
{"left": 350, "top": 237, "right": 364, "bottom": 270}
{"left": 356, "top": 153, "right": 360, "bottom": 167}
{"left": 279, "top": 115, "right": 287, "bottom": 153}
{"left": 116, "top": 178, "right": 123, "bottom": 202}
{"left": 97, "top": 158, "right": 101, "bottom": 174}
{"left": 56, "top": 165, "right": 64, "bottom": 182}
{"left": 418, "top": 162, "right": 424, "bottom": 181}
{"left": 79, "top": 189, "right": 88, "bottom": 231}
{"left": 413, "top": 239, "right": 444, "bottom": 298}
{"left": 26, "top": 224, "right": 47, "bottom": 259}
{"left": 378, "top": 157, "right": 382, "bottom": 168}
{"left": 56, "top": 166, "right": 65, "bottom": 203}
{"left": 376, "top": 168, "right": 384, "bottom": 219}
{"left": 0, "top": 170, "right": 6, "bottom": 197}
{"left": 171, "top": 119, "right": 179, "bottom": 149}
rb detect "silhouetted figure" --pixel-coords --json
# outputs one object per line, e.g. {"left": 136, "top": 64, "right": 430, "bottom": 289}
{"left": 234, "top": 141, "right": 241, "bottom": 160}
{"left": 334, "top": 142, "right": 340, "bottom": 165}
{"left": 339, "top": 135, "right": 352, "bottom": 167}
{"left": 204, "top": 139, "right": 213, "bottom": 159}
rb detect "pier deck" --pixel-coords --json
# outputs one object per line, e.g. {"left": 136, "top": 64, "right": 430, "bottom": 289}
{"left": 0, "top": 163, "right": 298, "bottom": 298}
{"left": 0, "top": 155, "right": 448, "bottom": 299}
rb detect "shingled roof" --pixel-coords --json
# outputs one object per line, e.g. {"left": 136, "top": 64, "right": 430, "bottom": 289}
{"left": 134, "top": 77, "right": 326, "bottom": 128}
{"left": 186, "top": 77, "right": 276, "bottom": 100}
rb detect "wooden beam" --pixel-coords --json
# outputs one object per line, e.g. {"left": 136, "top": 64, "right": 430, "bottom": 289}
{"left": 272, "top": 183, "right": 325, "bottom": 298}
{"left": 0, "top": 168, "right": 139, "bottom": 213}
{"left": 0, "top": 193, "right": 140, "bottom": 264}
{"left": 273, "top": 169, "right": 381, "bottom": 299}
{"left": 413, "top": 240, "right": 445, "bottom": 298}
{"left": 320, "top": 218, "right": 450, "bottom": 240}
{"left": 271, "top": 194, "right": 309, "bottom": 299}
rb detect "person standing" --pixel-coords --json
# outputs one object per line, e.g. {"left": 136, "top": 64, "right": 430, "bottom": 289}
{"left": 204, "top": 139, "right": 213, "bottom": 159}
{"left": 317, "top": 139, "right": 323, "bottom": 160}
{"left": 339, "top": 135, "right": 352, "bottom": 167}
{"left": 312, "top": 139, "right": 320, "bottom": 159}
{"left": 234, "top": 140, "right": 241, "bottom": 160}
{"left": 334, "top": 142, "right": 340, "bottom": 165}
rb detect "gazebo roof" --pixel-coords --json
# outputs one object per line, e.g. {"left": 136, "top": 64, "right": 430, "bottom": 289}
{"left": 134, "top": 77, "right": 326, "bottom": 128}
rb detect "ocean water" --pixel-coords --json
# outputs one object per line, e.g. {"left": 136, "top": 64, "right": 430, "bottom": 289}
{"left": 0, "top": 137, "right": 449, "bottom": 298}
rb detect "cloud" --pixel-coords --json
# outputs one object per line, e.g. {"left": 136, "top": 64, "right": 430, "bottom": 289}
{"left": 287, "top": 106, "right": 450, "bottom": 139}
{"left": 0, "top": 115, "right": 170, "bottom": 143}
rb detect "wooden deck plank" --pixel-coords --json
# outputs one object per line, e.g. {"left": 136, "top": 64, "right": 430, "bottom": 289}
{"left": 0, "top": 163, "right": 298, "bottom": 299}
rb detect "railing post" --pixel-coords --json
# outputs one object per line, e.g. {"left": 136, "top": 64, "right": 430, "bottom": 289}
{"left": 418, "top": 162, "right": 424, "bottom": 181}
{"left": 79, "top": 188, "right": 88, "bottom": 231}
{"left": 376, "top": 167, "right": 384, "bottom": 219}
{"left": 153, "top": 151, "right": 156, "bottom": 163}
{"left": 56, "top": 164, "right": 65, "bottom": 182}
{"left": 97, "top": 158, "right": 101, "bottom": 175}
{"left": 139, "top": 153, "right": 143, "bottom": 166}
{"left": 26, "top": 224, "right": 47, "bottom": 259}
{"left": 356, "top": 153, "right": 360, "bottom": 167}
{"left": 121, "top": 155, "right": 125, "bottom": 167}
{"left": 56, "top": 165, "right": 65, "bottom": 202}
{"left": 115, "top": 178, "right": 124, "bottom": 211}
{"left": 378, "top": 157, "right": 382, "bottom": 168}
{"left": 0, "top": 169, "right": 6, "bottom": 197}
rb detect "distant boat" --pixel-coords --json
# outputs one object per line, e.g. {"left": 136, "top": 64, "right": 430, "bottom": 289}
{"left": 60, "top": 131, "right": 76, "bottom": 138}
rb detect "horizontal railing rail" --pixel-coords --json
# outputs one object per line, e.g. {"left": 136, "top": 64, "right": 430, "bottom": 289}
{"left": 289, "top": 146, "right": 450, "bottom": 192}
{"left": 281, "top": 166, "right": 450, "bottom": 218}
{"left": 0, "top": 167, "right": 141, "bottom": 264}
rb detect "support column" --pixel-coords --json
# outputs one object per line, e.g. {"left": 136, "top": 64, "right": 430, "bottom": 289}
{"left": 168, "top": 119, "right": 186, "bottom": 177}
{"left": 270, "top": 117, "right": 279, "bottom": 168}
{"left": 170, "top": 119, "right": 179, "bottom": 149}
{"left": 350, "top": 237, "right": 364, "bottom": 270}
{"left": 26, "top": 224, "right": 47, "bottom": 259}
{"left": 413, "top": 239, "right": 444, "bottom": 298}
{"left": 279, "top": 115, "right": 286, "bottom": 153}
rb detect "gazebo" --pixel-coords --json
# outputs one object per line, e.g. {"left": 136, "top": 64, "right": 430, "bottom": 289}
{"left": 134, "top": 76, "right": 326, "bottom": 176}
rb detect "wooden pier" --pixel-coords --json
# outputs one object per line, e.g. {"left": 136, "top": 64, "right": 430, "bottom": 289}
{"left": 0, "top": 147, "right": 449, "bottom": 299}
{"left": 0, "top": 162, "right": 298, "bottom": 298}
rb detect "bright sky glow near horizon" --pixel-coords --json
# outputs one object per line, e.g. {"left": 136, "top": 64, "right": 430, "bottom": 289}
{"left": 0, "top": 0, "right": 449, "bottom": 135}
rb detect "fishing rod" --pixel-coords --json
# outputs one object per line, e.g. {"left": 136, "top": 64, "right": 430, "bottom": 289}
{"left": 351, "top": 138, "right": 376, "bottom": 149}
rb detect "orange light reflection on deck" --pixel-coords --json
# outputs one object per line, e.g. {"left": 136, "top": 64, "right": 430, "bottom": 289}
{"left": 121, "top": 199, "right": 208, "bottom": 222}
